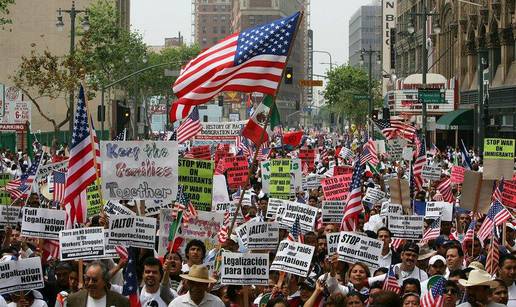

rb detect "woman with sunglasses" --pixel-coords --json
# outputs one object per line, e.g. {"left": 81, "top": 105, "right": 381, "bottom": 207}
{"left": 443, "top": 280, "right": 460, "bottom": 307}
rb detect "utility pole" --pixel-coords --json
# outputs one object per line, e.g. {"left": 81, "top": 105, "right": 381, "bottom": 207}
{"left": 360, "top": 47, "right": 381, "bottom": 138}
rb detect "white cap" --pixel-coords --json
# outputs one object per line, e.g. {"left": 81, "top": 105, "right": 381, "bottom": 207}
{"left": 429, "top": 255, "right": 446, "bottom": 266}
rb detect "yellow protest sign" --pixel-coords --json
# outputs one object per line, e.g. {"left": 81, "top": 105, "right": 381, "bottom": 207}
{"left": 484, "top": 138, "right": 515, "bottom": 160}
{"left": 87, "top": 181, "right": 103, "bottom": 218}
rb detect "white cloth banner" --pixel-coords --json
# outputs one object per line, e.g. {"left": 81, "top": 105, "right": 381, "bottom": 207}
{"left": 221, "top": 252, "right": 269, "bottom": 285}
{"left": 270, "top": 240, "right": 315, "bottom": 277}
{"left": 59, "top": 227, "right": 106, "bottom": 261}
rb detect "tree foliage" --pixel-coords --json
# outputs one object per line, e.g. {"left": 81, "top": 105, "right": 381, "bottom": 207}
{"left": 323, "top": 65, "right": 382, "bottom": 125}
{"left": 0, "top": 0, "right": 15, "bottom": 28}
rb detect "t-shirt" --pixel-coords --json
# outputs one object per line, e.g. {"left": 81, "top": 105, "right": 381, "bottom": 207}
{"left": 86, "top": 295, "right": 106, "bottom": 307}
{"left": 140, "top": 287, "right": 168, "bottom": 307}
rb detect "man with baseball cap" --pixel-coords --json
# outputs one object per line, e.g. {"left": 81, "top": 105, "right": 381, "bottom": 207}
{"left": 420, "top": 254, "right": 446, "bottom": 296}
{"left": 168, "top": 265, "right": 224, "bottom": 307}
{"left": 393, "top": 242, "right": 429, "bottom": 283}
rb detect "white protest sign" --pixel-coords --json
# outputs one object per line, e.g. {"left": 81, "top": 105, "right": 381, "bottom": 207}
{"left": 376, "top": 140, "right": 386, "bottom": 155}
{"left": 363, "top": 188, "right": 386, "bottom": 204}
{"left": 421, "top": 165, "right": 441, "bottom": 181}
{"left": 321, "top": 201, "right": 344, "bottom": 224}
{"left": 101, "top": 141, "right": 178, "bottom": 202}
{"left": 402, "top": 147, "right": 413, "bottom": 161}
{"left": 144, "top": 200, "right": 171, "bottom": 216}
{"left": 212, "top": 174, "right": 230, "bottom": 203}
{"left": 270, "top": 240, "right": 315, "bottom": 277}
{"left": 36, "top": 160, "right": 69, "bottom": 181}
{"left": 103, "top": 230, "right": 118, "bottom": 259}
{"left": 236, "top": 223, "right": 250, "bottom": 247}
{"left": 103, "top": 201, "right": 136, "bottom": 216}
{"left": 290, "top": 158, "right": 302, "bottom": 193}
{"left": 380, "top": 203, "right": 403, "bottom": 216}
{"left": 21, "top": 207, "right": 66, "bottom": 240}
{"left": 108, "top": 215, "right": 156, "bottom": 249}
{"left": 304, "top": 174, "right": 322, "bottom": 190}
{"left": 0, "top": 257, "right": 44, "bottom": 294}
{"left": 279, "top": 201, "right": 318, "bottom": 232}
{"left": 178, "top": 211, "right": 222, "bottom": 251}
{"left": 266, "top": 198, "right": 287, "bottom": 219}
{"left": 0, "top": 206, "right": 21, "bottom": 229}
{"left": 246, "top": 221, "right": 279, "bottom": 250}
{"left": 387, "top": 138, "right": 407, "bottom": 160}
{"left": 425, "top": 201, "right": 453, "bottom": 221}
{"left": 326, "top": 232, "right": 340, "bottom": 255}
{"left": 387, "top": 215, "right": 424, "bottom": 240}
{"left": 194, "top": 121, "right": 248, "bottom": 146}
{"left": 213, "top": 202, "right": 244, "bottom": 225}
{"left": 260, "top": 160, "right": 271, "bottom": 194}
{"left": 221, "top": 252, "right": 269, "bottom": 285}
{"left": 59, "top": 227, "right": 105, "bottom": 261}
{"left": 337, "top": 231, "right": 383, "bottom": 269}
{"left": 233, "top": 190, "right": 252, "bottom": 207}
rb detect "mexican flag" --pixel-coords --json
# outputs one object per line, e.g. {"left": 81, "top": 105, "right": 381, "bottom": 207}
{"left": 242, "top": 95, "right": 280, "bottom": 145}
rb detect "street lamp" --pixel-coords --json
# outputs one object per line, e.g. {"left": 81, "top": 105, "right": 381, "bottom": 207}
{"left": 56, "top": 1, "right": 89, "bottom": 144}
{"left": 360, "top": 47, "right": 381, "bottom": 138}
{"left": 312, "top": 50, "right": 333, "bottom": 71}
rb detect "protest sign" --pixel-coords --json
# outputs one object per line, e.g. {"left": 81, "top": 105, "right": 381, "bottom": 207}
{"left": 213, "top": 202, "right": 244, "bottom": 225}
{"left": 269, "top": 159, "right": 291, "bottom": 199}
{"left": 483, "top": 138, "right": 515, "bottom": 179}
{"left": 421, "top": 165, "right": 441, "bottom": 181}
{"left": 179, "top": 158, "right": 214, "bottom": 211}
{"left": 321, "top": 201, "right": 345, "bottom": 224}
{"left": 337, "top": 231, "right": 383, "bottom": 269}
{"left": 278, "top": 201, "right": 318, "bottom": 232}
{"left": 144, "top": 200, "right": 171, "bottom": 216}
{"left": 225, "top": 156, "right": 249, "bottom": 189}
{"left": 376, "top": 140, "right": 386, "bottom": 155}
{"left": 450, "top": 166, "right": 465, "bottom": 183}
{"left": 59, "top": 227, "right": 105, "bottom": 261}
{"left": 425, "top": 201, "right": 453, "bottom": 221}
{"left": 36, "top": 160, "right": 68, "bottom": 181}
{"left": 212, "top": 175, "right": 230, "bottom": 203}
{"left": 233, "top": 189, "right": 253, "bottom": 207}
{"left": 178, "top": 211, "right": 223, "bottom": 251}
{"left": 402, "top": 147, "right": 413, "bottom": 161}
{"left": 304, "top": 174, "right": 322, "bottom": 190}
{"left": 101, "top": 141, "right": 178, "bottom": 202}
{"left": 387, "top": 138, "right": 407, "bottom": 160}
{"left": 86, "top": 181, "right": 103, "bottom": 218}
{"left": 502, "top": 180, "right": 516, "bottom": 209}
{"left": 103, "top": 230, "right": 118, "bottom": 259}
{"left": 334, "top": 166, "right": 353, "bottom": 176}
{"left": 290, "top": 158, "right": 302, "bottom": 194}
{"left": 387, "top": 178, "right": 410, "bottom": 210}
{"left": 214, "top": 144, "right": 231, "bottom": 162}
{"left": 461, "top": 171, "right": 494, "bottom": 213}
{"left": 103, "top": 201, "right": 135, "bottom": 216}
{"left": 270, "top": 240, "right": 315, "bottom": 277}
{"left": 241, "top": 221, "right": 279, "bottom": 250}
{"left": 363, "top": 187, "right": 386, "bottom": 204}
{"left": 387, "top": 215, "right": 424, "bottom": 239}
{"left": 221, "top": 252, "right": 269, "bottom": 285}
{"left": 0, "top": 206, "right": 20, "bottom": 230}
{"left": 21, "top": 207, "right": 66, "bottom": 240}
{"left": 326, "top": 232, "right": 340, "bottom": 255}
{"left": 380, "top": 203, "right": 403, "bottom": 216}
{"left": 299, "top": 149, "right": 315, "bottom": 172}
{"left": 260, "top": 160, "right": 271, "bottom": 193}
{"left": 0, "top": 257, "right": 44, "bottom": 294}
{"left": 108, "top": 215, "right": 156, "bottom": 249}
{"left": 193, "top": 121, "right": 247, "bottom": 146}
{"left": 189, "top": 145, "right": 211, "bottom": 160}
{"left": 266, "top": 198, "right": 287, "bottom": 219}
{"left": 321, "top": 174, "right": 352, "bottom": 201}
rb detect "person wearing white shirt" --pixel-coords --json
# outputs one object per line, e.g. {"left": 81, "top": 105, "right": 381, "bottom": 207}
{"left": 376, "top": 227, "right": 400, "bottom": 270}
{"left": 498, "top": 254, "right": 516, "bottom": 307}
{"left": 392, "top": 242, "right": 428, "bottom": 284}
{"left": 168, "top": 265, "right": 224, "bottom": 307}
{"left": 140, "top": 257, "right": 176, "bottom": 307}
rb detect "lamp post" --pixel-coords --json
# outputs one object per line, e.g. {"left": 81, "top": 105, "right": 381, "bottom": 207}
{"left": 312, "top": 50, "right": 333, "bottom": 71}
{"left": 359, "top": 47, "right": 381, "bottom": 138}
{"left": 407, "top": 1, "right": 440, "bottom": 143}
{"left": 56, "top": 1, "right": 89, "bottom": 145}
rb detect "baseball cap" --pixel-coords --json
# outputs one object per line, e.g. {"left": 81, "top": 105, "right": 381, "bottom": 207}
{"left": 402, "top": 242, "right": 420, "bottom": 254}
{"left": 428, "top": 255, "right": 446, "bottom": 266}
{"left": 434, "top": 235, "right": 449, "bottom": 247}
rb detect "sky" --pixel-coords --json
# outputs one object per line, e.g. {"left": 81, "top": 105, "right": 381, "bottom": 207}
{"left": 130, "top": 0, "right": 374, "bottom": 77}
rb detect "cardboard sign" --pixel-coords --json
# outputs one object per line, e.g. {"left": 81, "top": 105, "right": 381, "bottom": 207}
{"left": 270, "top": 159, "right": 291, "bottom": 199}
{"left": 425, "top": 201, "right": 453, "bottom": 221}
{"left": 108, "top": 215, "right": 156, "bottom": 249}
{"left": 299, "top": 149, "right": 316, "bottom": 172}
{"left": 0, "top": 257, "right": 44, "bottom": 294}
{"left": 321, "top": 201, "right": 345, "bottom": 224}
{"left": 321, "top": 174, "right": 352, "bottom": 201}
{"left": 363, "top": 187, "right": 386, "bottom": 204}
{"left": 278, "top": 201, "right": 318, "bottom": 232}
{"left": 86, "top": 182, "right": 103, "bottom": 218}
{"left": 326, "top": 232, "right": 340, "bottom": 255}
{"left": 101, "top": 141, "right": 178, "bottom": 202}
{"left": 387, "top": 178, "right": 410, "bottom": 209}
{"left": 387, "top": 215, "right": 424, "bottom": 239}
{"left": 270, "top": 240, "right": 315, "bottom": 277}
{"left": 422, "top": 165, "right": 441, "bottom": 181}
{"left": 59, "top": 227, "right": 105, "bottom": 261}
{"left": 0, "top": 206, "right": 21, "bottom": 229}
{"left": 461, "top": 171, "right": 494, "bottom": 213}
{"left": 502, "top": 180, "right": 516, "bottom": 209}
{"left": 103, "top": 201, "right": 135, "bottom": 216}
{"left": 483, "top": 138, "right": 515, "bottom": 180}
{"left": 402, "top": 147, "right": 413, "bottom": 161}
{"left": 225, "top": 156, "right": 249, "bottom": 189}
{"left": 178, "top": 211, "right": 222, "bottom": 251}
{"left": 221, "top": 252, "right": 269, "bottom": 285}
{"left": 387, "top": 138, "right": 407, "bottom": 160}
{"left": 337, "top": 231, "right": 383, "bottom": 269}
{"left": 380, "top": 203, "right": 403, "bottom": 216}
{"left": 179, "top": 158, "right": 214, "bottom": 211}
{"left": 266, "top": 198, "right": 287, "bottom": 219}
{"left": 260, "top": 160, "right": 271, "bottom": 193}
{"left": 450, "top": 166, "right": 465, "bottom": 183}
{"left": 21, "top": 207, "right": 66, "bottom": 240}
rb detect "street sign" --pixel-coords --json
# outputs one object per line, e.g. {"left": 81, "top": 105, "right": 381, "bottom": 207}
{"left": 353, "top": 95, "right": 370, "bottom": 100}
{"left": 299, "top": 80, "right": 323, "bottom": 87}
{"left": 418, "top": 88, "right": 446, "bottom": 104}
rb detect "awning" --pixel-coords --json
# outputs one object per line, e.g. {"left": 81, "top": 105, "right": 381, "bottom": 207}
{"left": 436, "top": 109, "right": 474, "bottom": 130}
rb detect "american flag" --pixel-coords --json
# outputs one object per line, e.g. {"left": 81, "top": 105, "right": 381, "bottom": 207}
{"left": 63, "top": 85, "right": 100, "bottom": 225}
{"left": 340, "top": 153, "right": 365, "bottom": 231}
{"left": 287, "top": 216, "right": 304, "bottom": 243}
{"left": 5, "top": 178, "right": 21, "bottom": 199}
{"left": 7, "top": 154, "right": 42, "bottom": 199}
{"left": 477, "top": 201, "right": 512, "bottom": 242}
{"left": 360, "top": 139, "right": 379, "bottom": 166}
{"left": 122, "top": 247, "right": 141, "bottom": 307}
{"left": 462, "top": 220, "right": 477, "bottom": 251}
{"left": 486, "top": 228, "right": 500, "bottom": 276}
{"left": 115, "top": 245, "right": 128, "bottom": 260}
{"left": 171, "top": 186, "right": 187, "bottom": 220}
{"left": 169, "top": 11, "right": 301, "bottom": 122}
{"left": 183, "top": 201, "right": 199, "bottom": 224}
{"left": 372, "top": 118, "right": 417, "bottom": 141}
{"left": 319, "top": 146, "right": 329, "bottom": 162}
{"left": 391, "top": 238, "right": 405, "bottom": 252}
{"left": 382, "top": 265, "right": 401, "bottom": 294}
{"left": 43, "top": 239, "right": 60, "bottom": 260}
{"left": 420, "top": 275, "right": 445, "bottom": 307}
{"left": 52, "top": 171, "right": 66, "bottom": 204}
{"left": 256, "top": 145, "right": 270, "bottom": 161}
{"left": 492, "top": 179, "right": 504, "bottom": 204}
{"left": 236, "top": 136, "right": 252, "bottom": 158}
{"left": 218, "top": 210, "right": 231, "bottom": 244}
{"left": 436, "top": 177, "right": 454, "bottom": 203}
{"left": 413, "top": 136, "right": 426, "bottom": 191}
{"left": 422, "top": 218, "right": 441, "bottom": 243}
{"left": 177, "top": 107, "right": 202, "bottom": 144}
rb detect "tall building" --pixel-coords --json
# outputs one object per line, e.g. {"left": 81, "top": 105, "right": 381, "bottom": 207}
{"left": 192, "top": 0, "right": 233, "bottom": 50}
{"left": 349, "top": 4, "right": 382, "bottom": 80}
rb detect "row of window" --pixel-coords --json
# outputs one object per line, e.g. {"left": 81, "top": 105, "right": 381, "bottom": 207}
{"left": 201, "top": 26, "right": 228, "bottom": 34}
{"left": 201, "top": 15, "right": 229, "bottom": 23}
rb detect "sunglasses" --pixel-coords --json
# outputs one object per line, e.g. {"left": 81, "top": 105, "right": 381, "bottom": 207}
{"left": 445, "top": 288, "right": 458, "bottom": 295}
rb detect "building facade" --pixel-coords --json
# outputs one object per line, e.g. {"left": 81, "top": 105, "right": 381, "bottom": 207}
{"left": 349, "top": 4, "right": 383, "bottom": 80}
{"left": 192, "top": 0, "right": 233, "bottom": 50}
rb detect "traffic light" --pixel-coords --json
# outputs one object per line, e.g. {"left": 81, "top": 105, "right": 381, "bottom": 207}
{"left": 97, "top": 105, "right": 105, "bottom": 122}
{"left": 285, "top": 67, "right": 293, "bottom": 84}
{"left": 218, "top": 95, "right": 224, "bottom": 106}
{"left": 371, "top": 110, "right": 379, "bottom": 120}
{"left": 382, "top": 107, "right": 390, "bottom": 120}
{"left": 116, "top": 101, "right": 130, "bottom": 135}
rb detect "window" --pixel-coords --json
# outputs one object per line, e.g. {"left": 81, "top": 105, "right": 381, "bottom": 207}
{"left": 502, "top": 115, "right": 514, "bottom": 127}
{"left": 221, "top": 15, "right": 226, "bottom": 21}
{"left": 221, "top": 26, "right": 226, "bottom": 33}
{"left": 202, "top": 26, "right": 206, "bottom": 34}
{"left": 213, "top": 26, "right": 218, "bottom": 33}
{"left": 213, "top": 16, "right": 218, "bottom": 22}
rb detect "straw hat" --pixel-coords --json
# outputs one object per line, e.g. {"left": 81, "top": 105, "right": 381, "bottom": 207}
{"left": 180, "top": 265, "right": 216, "bottom": 283}
{"left": 458, "top": 270, "right": 497, "bottom": 288}
{"left": 468, "top": 261, "right": 485, "bottom": 271}
{"left": 39, "top": 183, "right": 53, "bottom": 200}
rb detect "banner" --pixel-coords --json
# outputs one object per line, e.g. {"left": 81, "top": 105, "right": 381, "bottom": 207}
{"left": 144, "top": 200, "right": 171, "bottom": 217}
{"left": 260, "top": 160, "right": 271, "bottom": 193}
{"left": 425, "top": 201, "right": 453, "bottom": 221}
{"left": 225, "top": 156, "right": 249, "bottom": 189}
{"left": 450, "top": 166, "right": 465, "bottom": 183}
{"left": 59, "top": 227, "right": 106, "bottom": 261}
{"left": 178, "top": 211, "right": 223, "bottom": 251}
{"left": 21, "top": 207, "right": 66, "bottom": 240}
{"left": 86, "top": 182, "right": 103, "bottom": 218}
{"left": 337, "top": 231, "right": 383, "bottom": 269}
{"left": 236, "top": 221, "right": 279, "bottom": 250}
{"left": 321, "top": 201, "right": 345, "bottom": 224}
{"left": 421, "top": 165, "right": 441, "bottom": 181}
{"left": 299, "top": 149, "right": 316, "bottom": 172}
{"left": 221, "top": 252, "right": 269, "bottom": 285}
{"left": 502, "top": 180, "right": 516, "bottom": 209}
{"left": 108, "top": 215, "right": 156, "bottom": 249}
{"left": 278, "top": 201, "right": 317, "bottom": 232}
{"left": 363, "top": 187, "right": 386, "bottom": 204}
{"left": 269, "top": 159, "right": 291, "bottom": 199}
{"left": 270, "top": 240, "right": 315, "bottom": 277}
{"left": 179, "top": 159, "right": 214, "bottom": 211}
{"left": 36, "top": 160, "right": 69, "bottom": 181}
{"left": 321, "top": 174, "right": 352, "bottom": 201}
{"left": 193, "top": 121, "right": 247, "bottom": 146}
{"left": 100, "top": 141, "right": 178, "bottom": 202}
{"left": 103, "top": 201, "right": 135, "bottom": 216}
{"left": 0, "top": 257, "right": 44, "bottom": 294}
{"left": 327, "top": 232, "right": 340, "bottom": 255}
{"left": 387, "top": 215, "right": 424, "bottom": 239}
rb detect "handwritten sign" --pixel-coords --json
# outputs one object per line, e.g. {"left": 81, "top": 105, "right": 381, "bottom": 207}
{"left": 178, "top": 211, "right": 223, "bottom": 251}
{"left": 422, "top": 165, "right": 441, "bottom": 181}
{"left": 225, "top": 156, "right": 249, "bottom": 189}
{"left": 21, "top": 208, "right": 66, "bottom": 240}
{"left": 86, "top": 182, "right": 103, "bottom": 218}
{"left": 387, "top": 215, "right": 424, "bottom": 239}
{"left": 321, "top": 201, "right": 345, "bottom": 224}
{"left": 270, "top": 159, "right": 291, "bottom": 199}
{"left": 502, "top": 180, "right": 516, "bottom": 209}
{"left": 450, "top": 166, "right": 465, "bottom": 183}
{"left": 299, "top": 149, "right": 316, "bottom": 172}
{"left": 101, "top": 141, "right": 178, "bottom": 202}
{"left": 270, "top": 240, "right": 315, "bottom": 277}
{"left": 337, "top": 231, "right": 383, "bottom": 269}
{"left": 59, "top": 227, "right": 105, "bottom": 261}
{"left": 108, "top": 215, "right": 156, "bottom": 249}
{"left": 221, "top": 252, "right": 269, "bottom": 285}
{"left": 321, "top": 174, "right": 352, "bottom": 201}
{"left": 387, "top": 138, "right": 407, "bottom": 160}
{"left": 0, "top": 257, "right": 44, "bottom": 294}
{"left": 179, "top": 159, "right": 214, "bottom": 211}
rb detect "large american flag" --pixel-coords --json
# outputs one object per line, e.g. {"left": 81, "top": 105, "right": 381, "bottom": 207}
{"left": 420, "top": 275, "right": 445, "bottom": 307}
{"left": 413, "top": 136, "right": 426, "bottom": 191}
{"left": 372, "top": 118, "right": 417, "bottom": 141}
{"left": 477, "top": 201, "right": 512, "bottom": 242}
{"left": 340, "top": 153, "right": 364, "bottom": 231}
{"left": 7, "top": 154, "right": 42, "bottom": 199}
{"left": 52, "top": 171, "right": 66, "bottom": 204}
{"left": 122, "top": 247, "right": 141, "bottom": 307}
{"left": 63, "top": 85, "right": 100, "bottom": 225}
{"left": 169, "top": 11, "right": 301, "bottom": 122}
{"left": 177, "top": 106, "right": 202, "bottom": 144}
{"left": 360, "top": 139, "right": 378, "bottom": 166}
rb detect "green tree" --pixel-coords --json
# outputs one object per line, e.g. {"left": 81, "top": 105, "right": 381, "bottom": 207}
{"left": 0, "top": 0, "right": 15, "bottom": 28}
{"left": 324, "top": 65, "right": 382, "bottom": 126}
